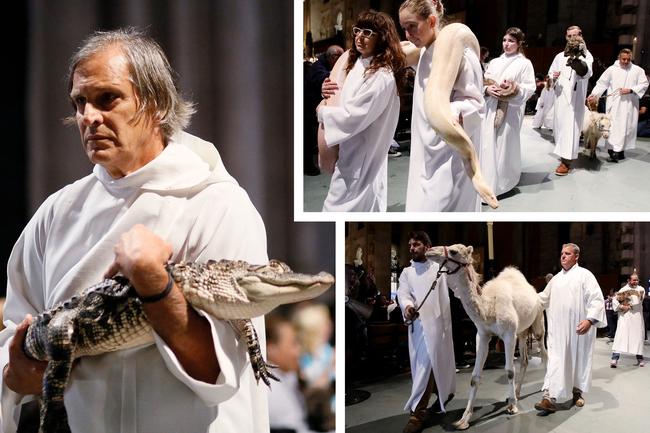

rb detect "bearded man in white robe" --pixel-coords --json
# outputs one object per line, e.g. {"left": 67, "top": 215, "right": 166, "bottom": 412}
{"left": 535, "top": 243, "right": 605, "bottom": 413}
{"left": 397, "top": 231, "right": 455, "bottom": 433}
{"left": 547, "top": 26, "right": 593, "bottom": 176}
{"left": 587, "top": 49, "right": 649, "bottom": 163}
{"left": 610, "top": 273, "right": 646, "bottom": 367}
{"left": 0, "top": 29, "right": 269, "bottom": 433}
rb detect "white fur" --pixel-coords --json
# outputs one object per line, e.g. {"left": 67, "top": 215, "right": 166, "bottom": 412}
{"left": 426, "top": 244, "right": 547, "bottom": 430}
{"left": 582, "top": 108, "right": 612, "bottom": 159}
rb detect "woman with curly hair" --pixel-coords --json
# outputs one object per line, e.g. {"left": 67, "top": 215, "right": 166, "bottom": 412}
{"left": 317, "top": 10, "right": 405, "bottom": 212}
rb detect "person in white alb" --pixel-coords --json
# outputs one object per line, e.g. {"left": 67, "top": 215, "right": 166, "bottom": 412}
{"left": 587, "top": 49, "right": 649, "bottom": 163}
{"left": 317, "top": 10, "right": 405, "bottom": 212}
{"left": 480, "top": 27, "right": 536, "bottom": 197}
{"left": 610, "top": 272, "right": 646, "bottom": 367}
{"left": 397, "top": 231, "right": 455, "bottom": 433}
{"left": 535, "top": 243, "right": 605, "bottom": 413}
{"left": 400, "top": 0, "right": 485, "bottom": 212}
{"left": 531, "top": 76, "right": 555, "bottom": 130}
{"left": 548, "top": 26, "right": 593, "bottom": 176}
{"left": 0, "top": 28, "right": 269, "bottom": 433}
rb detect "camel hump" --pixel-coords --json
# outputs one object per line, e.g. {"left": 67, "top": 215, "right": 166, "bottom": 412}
{"left": 496, "top": 266, "right": 533, "bottom": 288}
{"left": 437, "top": 22, "right": 480, "bottom": 57}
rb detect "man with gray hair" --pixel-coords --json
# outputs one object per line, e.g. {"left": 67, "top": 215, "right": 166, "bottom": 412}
{"left": 535, "top": 243, "right": 605, "bottom": 413}
{"left": 0, "top": 28, "right": 269, "bottom": 432}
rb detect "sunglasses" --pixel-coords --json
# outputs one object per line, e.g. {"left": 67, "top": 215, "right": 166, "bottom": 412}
{"left": 352, "top": 27, "right": 375, "bottom": 38}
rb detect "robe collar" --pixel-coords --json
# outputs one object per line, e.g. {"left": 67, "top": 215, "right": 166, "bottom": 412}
{"left": 93, "top": 131, "right": 236, "bottom": 193}
{"left": 561, "top": 262, "right": 579, "bottom": 274}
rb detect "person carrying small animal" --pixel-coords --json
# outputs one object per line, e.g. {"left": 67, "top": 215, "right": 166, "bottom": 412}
{"left": 547, "top": 26, "right": 593, "bottom": 176}
{"left": 0, "top": 28, "right": 271, "bottom": 432}
{"left": 587, "top": 49, "right": 649, "bottom": 163}
{"left": 610, "top": 272, "right": 646, "bottom": 367}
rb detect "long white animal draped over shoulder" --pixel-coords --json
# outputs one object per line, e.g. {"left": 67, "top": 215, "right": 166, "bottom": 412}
{"left": 480, "top": 52, "right": 536, "bottom": 196}
{"left": 318, "top": 56, "right": 400, "bottom": 212}
{"left": 548, "top": 50, "right": 594, "bottom": 160}
{"left": 405, "top": 43, "right": 485, "bottom": 212}
{"left": 0, "top": 132, "right": 270, "bottom": 433}
{"left": 538, "top": 264, "right": 605, "bottom": 400}
{"left": 590, "top": 61, "right": 649, "bottom": 153}
{"left": 397, "top": 260, "right": 456, "bottom": 412}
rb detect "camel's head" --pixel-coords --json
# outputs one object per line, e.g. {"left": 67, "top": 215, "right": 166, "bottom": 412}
{"left": 425, "top": 244, "right": 474, "bottom": 267}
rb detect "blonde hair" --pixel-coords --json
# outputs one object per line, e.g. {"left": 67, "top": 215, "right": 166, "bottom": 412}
{"left": 400, "top": 0, "right": 445, "bottom": 29}
{"left": 293, "top": 304, "right": 332, "bottom": 354}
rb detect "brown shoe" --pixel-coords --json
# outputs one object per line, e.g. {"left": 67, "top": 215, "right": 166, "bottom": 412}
{"left": 573, "top": 391, "right": 585, "bottom": 407}
{"left": 534, "top": 398, "right": 557, "bottom": 413}
{"left": 555, "top": 162, "right": 570, "bottom": 176}
{"left": 403, "top": 409, "right": 428, "bottom": 433}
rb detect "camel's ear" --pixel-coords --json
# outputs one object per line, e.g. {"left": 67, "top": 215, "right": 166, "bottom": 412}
{"left": 467, "top": 245, "right": 473, "bottom": 255}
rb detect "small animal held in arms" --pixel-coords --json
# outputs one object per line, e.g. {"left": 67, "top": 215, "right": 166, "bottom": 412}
{"left": 23, "top": 259, "right": 334, "bottom": 433}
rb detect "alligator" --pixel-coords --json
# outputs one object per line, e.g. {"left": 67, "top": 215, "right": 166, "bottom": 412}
{"left": 22, "top": 259, "right": 334, "bottom": 433}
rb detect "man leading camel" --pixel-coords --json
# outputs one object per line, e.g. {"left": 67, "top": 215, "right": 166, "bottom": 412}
{"left": 397, "top": 231, "right": 455, "bottom": 433}
{"left": 535, "top": 243, "right": 605, "bottom": 412}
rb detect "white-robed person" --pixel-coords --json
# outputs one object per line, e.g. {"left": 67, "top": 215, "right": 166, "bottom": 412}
{"left": 610, "top": 272, "right": 646, "bottom": 367}
{"left": 480, "top": 27, "right": 535, "bottom": 197}
{"left": 397, "top": 231, "right": 455, "bottom": 433}
{"left": 0, "top": 29, "right": 270, "bottom": 433}
{"left": 548, "top": 25, "right": 593, "bottom": 176}
{"left": 317, "top": 10, "right": 405, "bottom": 212}
{"left": 535, "top": 243, "right": 605, "bottom": 413}
{"left": 532, "top": 76, "right": 555, "bottom": 130}
{"left": 587, "top": 48, "right": 649, "bottom": 163}
{"left": 400, "top": 0, "right": 485, "bottom": 212}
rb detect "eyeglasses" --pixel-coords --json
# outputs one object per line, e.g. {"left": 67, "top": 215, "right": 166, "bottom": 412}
{"left": 352, "top": 27, "right": 375, "bottom": 38}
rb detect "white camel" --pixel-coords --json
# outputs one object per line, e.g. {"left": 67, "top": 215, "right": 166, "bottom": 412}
{"left": 425, "top": 244, "right": 547, "bottom": 430}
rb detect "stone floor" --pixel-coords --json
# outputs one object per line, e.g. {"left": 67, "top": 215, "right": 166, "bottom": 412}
{"left": 303, "top": 117, "right": 650, "bottom": 213}
{"left": 345, "top": 338, "right": 649, "bottom": 432}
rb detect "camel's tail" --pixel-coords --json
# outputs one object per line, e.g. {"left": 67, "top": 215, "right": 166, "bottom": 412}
{"left": 423, "top": 23, "right": 498, "bottom": 209}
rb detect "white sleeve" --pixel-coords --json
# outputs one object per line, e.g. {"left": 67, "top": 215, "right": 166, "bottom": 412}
{"left": 319, "top": 70, "right": 396, "bottom": 146}
{"left": 153, "top": 183, "right": 268, "bottom": 406}
{"left": 584, "top": 272, "right": 606, "bottom": 327}
{"left": 509, "top": 60, "right": 536, "bottom": 107}
{"left": 632, "top": 68, "right": 649, "bottom": 98}
{"left": 590, "top": 67, "right": 612, "bottom": 98}
{"left": 397, "top": 269, "right": 415, "bottom": 318}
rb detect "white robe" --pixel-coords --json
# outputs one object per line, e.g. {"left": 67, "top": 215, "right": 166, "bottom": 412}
{"left": 548, "top": 50, "right": 594, "bottom": 160}
{"left": 538, "top": 264, "right": 605, "bottom": 400}
{"left": 612, "top": 285, "right": 645, "bottom": 356}
{"left": 405, "top": 44, "right": 485, "bottom": 212}
{"left": 590, "top": 61, "right": 649, "bottom": 152}
{"left": 397, "top": 260, "right": 455, "bottom": 412}
{"left": 0, "top": 132, "right": 270, "bottom": 433}
{"left": 480, "top": 53, "right": 536, "bottom": 196}
{"left": 532, "top": 86, "right": 555, "bottom": 129}
{"left": 318, "top": 56, "right": 399, "bottom": 212}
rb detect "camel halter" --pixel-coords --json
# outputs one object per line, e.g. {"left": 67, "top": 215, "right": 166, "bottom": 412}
{"left": 405, "top": 247, "right": 469, "bottom": 331}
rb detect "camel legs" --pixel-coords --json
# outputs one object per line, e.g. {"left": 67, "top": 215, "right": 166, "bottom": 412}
{"left": 502, "top": 332, "right": 519, "bottom": 415}
{"left": 515, "top": 333, "right": 529, "bottom": 400}
{"left": 454, "top": 332, "right": 490, "bottom": 430}
{"left": 531, "top": 311, "right": 548, "bottom": 364}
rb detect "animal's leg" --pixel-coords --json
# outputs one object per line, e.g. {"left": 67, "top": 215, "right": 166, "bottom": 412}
{"left": 531, "top": 311, "right": 548, "bottom": 364}
{"left": 230, "top": 319, "right": 279, "bottom": 386}
{"left": 454, "top": 333, "right": 490, "bottom": 430}
{"left": 515, "top": 332, "right": 529, "bottom": 400}
{"left": 502, "top": 332, "right": 519, "bottom": 415}
{"left": 39, "top": 316, "right": 76, "bottom": 433}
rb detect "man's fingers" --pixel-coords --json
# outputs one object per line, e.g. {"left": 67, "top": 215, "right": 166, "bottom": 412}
{"left": 104, "top": 261, "right": 120, "bottom": 279}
